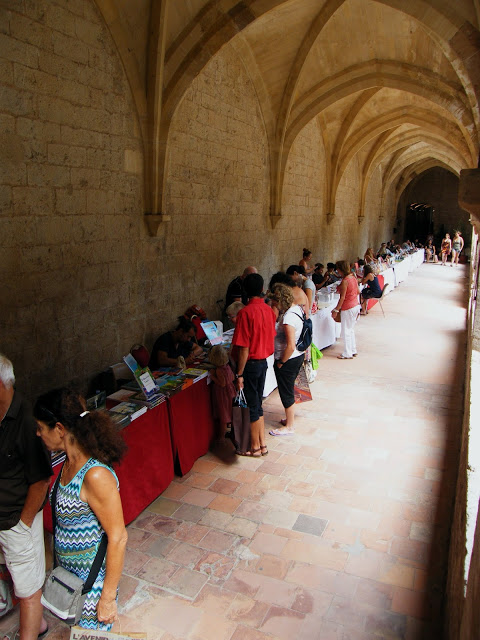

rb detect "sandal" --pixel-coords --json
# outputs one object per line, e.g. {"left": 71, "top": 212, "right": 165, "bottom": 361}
{"left": 237, "top": 448, "right": 262, "bottom": 458}
{"left": 260, "top": 445, "right": 268, "bottom": 456}
{"left": 269, "top": 428, "right": 295, "bottom": 436}
{"left": 337, "top": 355, "right": 353, "bottom": 359}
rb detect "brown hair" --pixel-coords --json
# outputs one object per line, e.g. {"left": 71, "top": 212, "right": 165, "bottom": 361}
{"left": 34, "top": 388, "right": 126, "bottom": 465}
{"left": 335, "top": 260, "right": 350, "bottom": 276}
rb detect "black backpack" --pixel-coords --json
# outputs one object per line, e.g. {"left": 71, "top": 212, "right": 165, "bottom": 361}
{"left": 294, "top": 310, "right": 313, "bottom": 352}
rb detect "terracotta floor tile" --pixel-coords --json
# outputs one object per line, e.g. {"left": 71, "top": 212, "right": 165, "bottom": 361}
{"left": 209, "top": 477, "right": 240, "bottom": 494}
{"left": 234, "top": 500, "right": 270, "bottom": 523}
{"left": 136, "top": 556, "right": 179, "bottom": 585}
{"left": 126, "top": 526, "right": 153, "bottom": 550}
{"left": 254, "top": 553, "right": 291, "bottom": 579}
{"left": 189, "top": 612, "right": 236, "bottom": 640}
{"left": 166, "top": 541, "right": 207, "bottom": 567}
{"left": 199, "top": 529, "right": 236, "bottom": 552}
{"left": 122, "top": 549, "right": 151, "bottom": 576}
{"left": 181, "top": 488, "right": 216, "bottom": 507}
{"left": 226, "top": 593, "right": 270, "bottom": 627}
{"left": 234, "top": 469, "right": 264, "bottom": 484}
{"left": 165, "top": 566, "right": 208, "bottom": 599}
{"left": 226, "top": 516, "right": 259, "bottom": 538}
{"left": 194, "top": 551, "right": 235, "bottom": 580}
{"left": 191, "top": 459, "right": 220, "bottom": 474}
{"left": 208, "top": 494, "right": 243, "bottom": 513}
{"left": 172, "top": 521, "right": 210, "bottom": 544}
{"left": 174, "top": 503, "right": 208, "bottom": 523}
{"left": 249, "top": 531, "right": 288, "bottom": 555}
{"left": 161, "top": 482, "right": 191, "bottom": 500}
{"left": 192, "top": 583, "right": 236, "bottom": 615}
{"left": 141, "top": 533, "right": 178, "bottom": 558}
{"left": 184, "top": 472, "right": 217, "bottom": 489}
{"left": 147, "top": 496, "right": 182, "bottom": 516}
{"left": 260, "top": 605, "right": 305, "bottom": 639}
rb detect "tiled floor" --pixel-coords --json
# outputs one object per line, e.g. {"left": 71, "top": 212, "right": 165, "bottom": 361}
{"left": 1, "top": 262, "right": 468, "bottom": 639}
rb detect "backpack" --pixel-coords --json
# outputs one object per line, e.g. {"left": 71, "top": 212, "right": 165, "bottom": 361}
{"left": 293, "top": 310, "right": 313, "bottom": 352}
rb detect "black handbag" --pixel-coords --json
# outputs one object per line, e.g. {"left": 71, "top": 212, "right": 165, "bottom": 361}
{"left": 41, "top": 467, "right": 108, "bottom": 626}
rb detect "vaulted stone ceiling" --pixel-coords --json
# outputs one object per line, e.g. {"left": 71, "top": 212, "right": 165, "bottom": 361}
{"left": 96, "top": 0, "right": 480, "bottom": 225}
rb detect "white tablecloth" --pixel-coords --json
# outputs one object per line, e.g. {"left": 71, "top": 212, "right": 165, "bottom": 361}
{"left": 379, "top": 267, "right": 395, "bottom": 293}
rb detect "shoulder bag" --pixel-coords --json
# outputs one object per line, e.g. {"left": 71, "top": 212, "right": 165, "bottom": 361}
{"left": 42, "top": 468, "right": 108, "bottom": 626}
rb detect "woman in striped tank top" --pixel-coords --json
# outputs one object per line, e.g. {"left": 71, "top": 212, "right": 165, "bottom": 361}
{"left": 34, "top": 389, "right": 127, "bottom": 630}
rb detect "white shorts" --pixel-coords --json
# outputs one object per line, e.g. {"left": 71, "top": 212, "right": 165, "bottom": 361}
{"left": 0, "top": 511, "right": 45, "bottom": 598}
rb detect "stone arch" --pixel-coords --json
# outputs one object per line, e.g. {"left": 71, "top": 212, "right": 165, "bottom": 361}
{"left": 359, "top": 130, "right": 466, "bottom": 221}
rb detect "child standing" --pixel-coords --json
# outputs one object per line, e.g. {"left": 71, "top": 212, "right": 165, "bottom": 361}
{"left": 209, "top": 345, "right": 236, "bottom": 447}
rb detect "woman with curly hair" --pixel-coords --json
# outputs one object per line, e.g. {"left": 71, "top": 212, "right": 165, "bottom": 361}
{"left": 34, "top": 388, "right": 127, "bottom": 631}
{"left": 268, "top": 283, "right": 305, "bottom": 436}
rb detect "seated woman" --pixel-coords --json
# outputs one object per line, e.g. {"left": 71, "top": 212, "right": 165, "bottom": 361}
{"left": 311, "top": 263, "right": 325, "bottom": 289}
{"left": 425, "top": 238, "right": 436, "bottom": 262}
{"left": 149, "top": 316, "right": 203, "bottom": 369}
{"left": 34, "top": 388, "right": 127, "bottom": 630}
{"left": 360, "top": 265, "right": 383, "bottom": 315}
{"left": 364, "top": 247, "right": 378, "bottom": 265}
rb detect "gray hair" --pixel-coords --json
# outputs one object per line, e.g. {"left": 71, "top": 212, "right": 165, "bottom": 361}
{"left": 226, "top": 301, "right": 244, "bottom": 318}
{"left": 0, "top": 354, "right": 15, "bottom": 388}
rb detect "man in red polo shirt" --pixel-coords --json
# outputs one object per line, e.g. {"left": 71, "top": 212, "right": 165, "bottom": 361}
{"left": 232, "top": 273, "right": 276, "bottom": 457}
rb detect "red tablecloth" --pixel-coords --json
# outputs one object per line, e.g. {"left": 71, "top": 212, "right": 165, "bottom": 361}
{"left": 115, "top": 401, "right": 174, "bottom": 524}
{"left": 43, "top": 402, "right": 174, "bottom": 531}
{"left": 168, "top": 378, "right": 214, "bottom": 476}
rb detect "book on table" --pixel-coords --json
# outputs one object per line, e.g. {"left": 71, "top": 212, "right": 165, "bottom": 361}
{"left": 106, "top": 389, "right": 137, "bottom": 404}
{"left": 128, "top": 390, "right": 166, "bottom": 408}
{"left": 182, "top": 368, "right": 209, "bottom": 382}
{"left": 109, "top": 402, "right": 147, "bottom": 421}
{"left": 122, "top": 354, "right": 163, "bottom": 403}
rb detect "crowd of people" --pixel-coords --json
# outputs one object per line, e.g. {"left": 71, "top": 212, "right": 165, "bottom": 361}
{"left": 0, "top": 240, "right": 431, "bottom": 637}
{"left": 426, "top": 231, "right": 464, "bottom": 266}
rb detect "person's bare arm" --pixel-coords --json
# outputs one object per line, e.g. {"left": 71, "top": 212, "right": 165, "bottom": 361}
{"left": 20, "top": 478, "right": 50, "bottom": 527}
{"left": 82, "top": 467, "right": 128, "bottom": 626}
{"left": 235, "top": 347, "right": 249, "bottom": 391}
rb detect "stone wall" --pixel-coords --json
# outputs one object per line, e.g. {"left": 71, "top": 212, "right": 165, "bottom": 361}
{"left": 0, "top": 0, "right": 145, "bottom": 397}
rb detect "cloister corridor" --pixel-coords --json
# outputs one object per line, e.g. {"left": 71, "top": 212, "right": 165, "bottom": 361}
{"left": 0, "top": 261, "right": 468, "bottom": 640}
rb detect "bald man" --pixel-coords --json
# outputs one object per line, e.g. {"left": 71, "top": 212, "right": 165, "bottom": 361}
{"left": 224, "top": 266, "right": 257, "bottom": 311}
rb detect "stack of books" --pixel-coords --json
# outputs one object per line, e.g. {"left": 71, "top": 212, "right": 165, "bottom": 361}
{"left": 128, "top": 390, "right": 166, "bottom": 409}
{"left": 108, "top": 402, "right": 147, "bottom": 427}
{"left": 182, "top": 368, "right": 209, "bottom": 382}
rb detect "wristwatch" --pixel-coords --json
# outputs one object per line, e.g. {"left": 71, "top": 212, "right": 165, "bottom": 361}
{"left": 235, "top": 373, "right": 243, "bottom": 378}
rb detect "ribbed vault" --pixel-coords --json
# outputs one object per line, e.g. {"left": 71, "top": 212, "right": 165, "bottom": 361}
{"left": 93, "top": 0, "right": 480, "bottom": 229}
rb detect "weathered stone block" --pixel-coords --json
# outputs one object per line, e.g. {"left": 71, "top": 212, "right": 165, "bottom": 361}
{"left": 27, "top": 164, "right": 71, "bottom": 188}
{"left": 48, "top": 143, "right": 86, "bottom": 167}
{"left": 55, "top": 187, "right": 87, "bottom": 215}
{"left": 13, "top": 185, "right": 54, "bottom": 216}
{"left": 52, "top": 29, "right": 88, "bottom": 64}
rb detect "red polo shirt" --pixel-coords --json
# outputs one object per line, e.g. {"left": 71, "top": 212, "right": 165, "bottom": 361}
{"left": 232, "top": 298, "right": 276, "bottom": 360}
